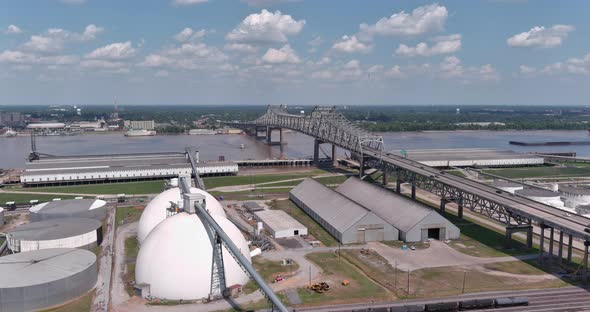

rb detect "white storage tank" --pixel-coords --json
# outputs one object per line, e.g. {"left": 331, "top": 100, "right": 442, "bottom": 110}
{"left": 559, "top": 185, "right": 590, "bottom": 207}
{"left": 6, "top": 218, "right": 102, "bottom": 253}
{"left": 137, "top": 187, "right": 226, "bottom": 244}
{"left": 515, "top": 188, "right": 568, "bottom": 210}
{"left": 491, "top": 180, "right": 524, "bottom": 194}
{"left": 135, "top": 212, "right": 250, "bottom": 300}
{"left": 0, "top": 248, "right": 97, "bottom": 312}
{"left": 29, "top": 199, "right": 107, "bottom": 222}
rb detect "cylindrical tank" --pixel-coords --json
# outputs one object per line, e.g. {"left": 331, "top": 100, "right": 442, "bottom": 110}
{"left": 6, "top": 218, "right": 102, "bottom": 253}
{"left": 137, "top": 187, "right": 226, "bottom": 244}
{"left": 491, "top": 180, "right": 524, "bottom": 194}
{"left": 135, "top": 212, "right": 250, "bottom": 300}
{"left": 0, "top": 248, "right": 97, "bottom": 312}
{"left": 515, "top": 188, "right": 568, "bottom": 210}
{"left": 559, "top": 185, "right": 590, "bottom": 207}
{"left": 29, "top": 199, "right": 107, "bottom": 222}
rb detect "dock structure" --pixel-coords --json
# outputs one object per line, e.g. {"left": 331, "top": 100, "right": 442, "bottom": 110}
{"left": 21, "top": 152, "right": 238, "bottom": 186}
{"left": 389, "top": 148, "right": 544, "bottom": 168}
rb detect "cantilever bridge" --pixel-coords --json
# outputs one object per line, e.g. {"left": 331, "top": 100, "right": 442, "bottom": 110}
{"left": 234, "top": 105, "right": 590, "bottom": 280}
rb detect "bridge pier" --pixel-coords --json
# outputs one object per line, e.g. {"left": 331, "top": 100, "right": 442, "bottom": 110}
{"left": 411, "top": 175, "right": 416, "bottom": 200}
{"left": 558, "top": 231, "right": 564, "bottom": 264}
{"left": 584, "top": 241, "right": 590, "bottom": 282}
{"left": 331, "top": 144, "right": 337, "bottom": 167}
{"left": 313, "top": 139, "right": 320, "bottom": 166}
{"left": 568, "top": 234, "right": 573, "bottom": 262}
{"left": 382, "top": 171, "right": 388, "bottom": 186}
{"left": 265, "top": 127, "right": 283, "bottom": 145}
{"left": 255, "top": 126, "right": 267, "bottom": 139}
{"left": 505, "top": 225, "right": 533, "bottom": 249}
{"left": 396, "top": 178, "right": 401, "bottom": 194}
{"left": 439, "top": 198, "right": 447, "bottom": 215}
{"left": 539, "top": 224, "right": 548, "bottom": 263}
{"left": 548, "top": 227, "right": 555, "bottom": 258}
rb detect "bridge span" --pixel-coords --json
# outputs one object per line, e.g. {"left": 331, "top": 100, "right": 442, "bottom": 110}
{"left": 236, "top": 105, "right": 590, "bottom": 280}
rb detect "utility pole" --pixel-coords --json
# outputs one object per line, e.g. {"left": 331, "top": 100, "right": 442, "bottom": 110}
{"left": 462, "top": 271, "right": 467, "bottom": 294}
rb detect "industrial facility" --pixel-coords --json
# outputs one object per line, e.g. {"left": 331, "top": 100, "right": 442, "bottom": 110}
{"left": 5, "top": 218, "right": 102, "bottom": 253}
{"left": 29, "top": 198, "right": 107, "bottom": 221}
{"left": 254, "top": 209, "right": 308, "bottom": 239}
{"left": 0, "top": 248, "right": 97, "bottom": 312}
{"left": 135, "top": 212, "right": 250, "bottom": 300}
{"left": 388, "top": 148, "right": 544, "bottom": 168}
{"left": 290, "top": 178, "right": 399, "bottom": 244}
{"left": 137, "top": 186, "right": 226, "bottom": 244}
{"left": 491, "top": 180, "right": 524, "bottom": 193}
{"left": 21, "top": 152, "right": 238, "bottom": 185}
{"left": 559, "top": 185, "right": 590, "bottom": 208}
{"left": 290, "top": 178, "right": 460, "bottom": 243}
{"left": 514, "top": 188, "right": 568, "bottom": 210}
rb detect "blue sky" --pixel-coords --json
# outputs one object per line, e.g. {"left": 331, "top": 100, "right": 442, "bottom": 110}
{"left": 1, "top": 0, "right": 589, "bottom": 106}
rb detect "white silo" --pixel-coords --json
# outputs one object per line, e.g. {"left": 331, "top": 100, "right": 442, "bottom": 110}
{"left": 135, "top": 212, "right": 250, "bottom": 300}
{"left": 137, "top": 187, "right": 226, "bottom": 244}
{"left": 491, "top": 180, "right": 524, "bottom": 194}
{"left": 559, "top": 185, "right": 590, "bottom": 208}
{"left": 515, "top": 188, "right": 572, "bottom": 212}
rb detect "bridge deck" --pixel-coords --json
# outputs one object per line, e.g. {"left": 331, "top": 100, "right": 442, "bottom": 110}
{"left": 364, "top": 147, "right": 590, "bottom": 240}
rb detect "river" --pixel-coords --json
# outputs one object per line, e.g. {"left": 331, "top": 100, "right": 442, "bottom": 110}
{"left": 2, "top": 130, "right": 590, "bottom": 169}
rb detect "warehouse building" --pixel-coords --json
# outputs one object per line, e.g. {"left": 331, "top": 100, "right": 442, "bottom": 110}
{"left": 335, "top": 177, "right": 460, "bottom": 242}
{"left": 0, "top": 248, "right": 97, "bottom": 312}
{"left": 254, "top": 209, "right": 308, "bottom": 238}
{"left": 6, "top": 218, "right": 102, "bottom": 253}
{"left": 289, "top": 179, "right": 398, "bottom": 244}
{"left": 29, "top": 199, "right": 107, "bottom": 222}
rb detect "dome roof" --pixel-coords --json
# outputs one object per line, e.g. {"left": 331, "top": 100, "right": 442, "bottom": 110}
{"left": 135, "top": 213, "right": 250, "bottom": 300}
{"left": 137, "top": 187, "right": 226, "bottom": 244}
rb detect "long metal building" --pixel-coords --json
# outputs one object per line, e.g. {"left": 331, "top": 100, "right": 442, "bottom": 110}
{"left": 335, "top": 177, "right": 460, "bottom": 242}
{"left": 289, "top": 179, "right": 398, "bottom": 244}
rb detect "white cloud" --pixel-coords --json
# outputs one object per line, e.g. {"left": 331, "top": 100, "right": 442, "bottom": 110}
{"left": 519, "top": 65, "right": 536, "bottom": 74}
{"left": 0, "top": 50, "right": 78, "bottom": 66}
{"left": 439, "top": 56, "right": 499, "bottom": 81}
{"left": 23, "top": 24, "right": 103, "bottom": 52}
{"left": 396, "top": 34, "right": 461, "bottom": 57}
{"left": 140, "top": 54, "right": 175, "bottom": 67}
{"left": 224, "top": 43, "right": 258, "bottom": 53}
{"left": 311, "top": 70, "right": 333, "bottom": 79}
{"left": 541, "top": 53, "right": 590, "bottom": 75}
{"left": 4, "top": 25, "right": 23, "bottom": 34}
{"left": 139, "top": 42, "right": 228, "bottom": 70}
{"left": 172, "top": 0, "right": 208, "bottom": 6}
{"left": 85, "top": 42, "right": 136, "bottom": 60}
{"left": 507, "top": 24, "right": 574, "bottom": 48}
{"left": 0, "top": 50, "right": 36, "bottom": 64}
{"left": 174, "top": 28, "right": 206, "bottom": 42}
{"left": 308, "top": 36, "right": 323, "bottom": 46}
{"left": 359, "top": 3, "right": 448, "bottom": 40}
{"left": 226, "top": 9, "right": 305, "bottom": 44}
{"left": 262, "top": 44, "right": 300, "bottom": 64}
{"left": 385, "top": 65, "right": 404, "bottom": 78}
{"left": 343, "top": 59, "right": 360, "bottom": 70}
{"left": 240, "top": 0, "right": 300, "bottom": 6}
{"left": 332, "top": 35, "right": 372, "bottom": 54}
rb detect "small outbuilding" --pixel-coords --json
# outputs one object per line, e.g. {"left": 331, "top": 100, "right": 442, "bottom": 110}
{"left": 254, "top": 209, "right": 307, "bottom": 238}
{"left": 335, "top": 177, "right": 460, "bottom": 243}
{"left": 289, "top": 179, "right": 398, "bottom": 244}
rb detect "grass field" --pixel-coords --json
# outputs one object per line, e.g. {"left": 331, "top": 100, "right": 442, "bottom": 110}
{"left": 39, "top": 291, "right": 94, "bottom": 312}
{"left": 483, "top": 166, "right": 590, "bottom": 179}
{"left": 125, "top": 236, "right": 140, "bottom": 297}
{"left": 0, "top": 193, "right": 77, "bottom": 204}
{"left": 244, "top": 257, "right": 300, "bottom": 294}
{"left": 14, "top": 180, "right": 166, "bottom": 195}
{"left": 115, "top": 206, "right": 144, "bottom": 226}
{"left": 484, "top": 260, "right": 547, "bottom": 275}
{"left": 271, "top": 199, "right": 338, "bottom": 247}
{"left": 203, "top": 169, "right": 330, "bottom": 189}
{"left": 299, "top": 252, "right": 389, "bottom": 305}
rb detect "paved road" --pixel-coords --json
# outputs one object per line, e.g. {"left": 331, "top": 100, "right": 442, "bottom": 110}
{"left": 91, "top": 206, "right": 116, "bottom": 312}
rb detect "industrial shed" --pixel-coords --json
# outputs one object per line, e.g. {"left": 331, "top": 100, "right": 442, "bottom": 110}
{"left": 289, "top": 179, "right": 398, "bottom": 244}
{"left": 254, "top": 209, "right": 307, "bottom": 238}
{"left": 335, "top": 177, "right": 460, "bottom": 243}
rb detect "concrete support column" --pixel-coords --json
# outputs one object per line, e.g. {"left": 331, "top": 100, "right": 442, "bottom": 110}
{"left": 568, "top": 234, "right": 573, "bottom": 262}
{"left": 526, "top": 225, "right": 533, "bottom": 249}
{"left": 382, "top": 171, "right": 388, "bottom": 186}
{"left": 505, "top": 227, "right": 512, "bottom": 248}
{"left": 539, "top": 225, "right": 546, "bottom": 263}
{"left": 359, "top": 157, "right": 364, "bottom": 178}
{"left": 457, "top": 196, "right": 464, "bottom": 219}
{"left": 439, "top": 198, "right": 446, "bottom": 215}
{"left": 313, "top": 139, "right": 320, "bottom": 166}
{"left": 331, "top": 144, "right": 337, "bottom": 166}
{"left": 584, "top": 241, "right": 590, "bottom": 283}
{"left": 411, "top": 183, "right": 416, "bottom": 200}
{"left": 558, "top": 231, "right": 564, "bottom": 264}
{"left": 279, "top": 128, "right": 283, "bottom": 144}
{"left": 549, "top": 227, "right": 555, "bottom": 257}
{"left": 396, "top": 178, "right": 401, "bottom": 194}
{"left": 266, "top": 126, "right": 271, "bottom": 143}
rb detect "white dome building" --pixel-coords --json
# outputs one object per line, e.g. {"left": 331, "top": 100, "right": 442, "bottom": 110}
{"left": 137, "top": 187, "right": 226, "bottom": 244}
{"left": 135, "top": 212, "right": 250, "bottom": 300}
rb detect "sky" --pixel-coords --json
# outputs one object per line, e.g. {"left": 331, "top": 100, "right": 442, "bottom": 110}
{"left": 1, "top": 0, "right": 590, "bottom": 106}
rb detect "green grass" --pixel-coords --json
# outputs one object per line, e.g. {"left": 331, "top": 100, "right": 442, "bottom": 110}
{"left": 39, "top": 290, "right": 94, "bottom": 312}
{"left": 0, "top": 193, "right": 77, "bottom": 205}
{"left": 204, "top": 173, "right": 316, "bottom": 189}
{"left": 271, "top": 199, "right": 338, "bottom": 247}
{"left": 484, "top": 260, "right": 547, "bottom": 275}
{"left": 125, "top": 236, "right": 140, "bottom": 297}
{"left": 483, "top": 166, "right": 590, "bottom": 179}
{"left": 244, "top": 257, "right": 300, "bottom": 294}
{"left": 115, "top": 206, "right": 144, "bottom": 226}
{"left": 446, "top": 170, "right": 467, "bottom": 178}
{"left": 560, "top": 161, "right": 590, "bottom": 168}
{"left": 299, "top": 252, "right": 389, "bottom": 305}
{"left": 209, "top": 187, "right": 294, "bottom": 197}
{"left": 15, "top": 180, "right": 166, "bottom": 195}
